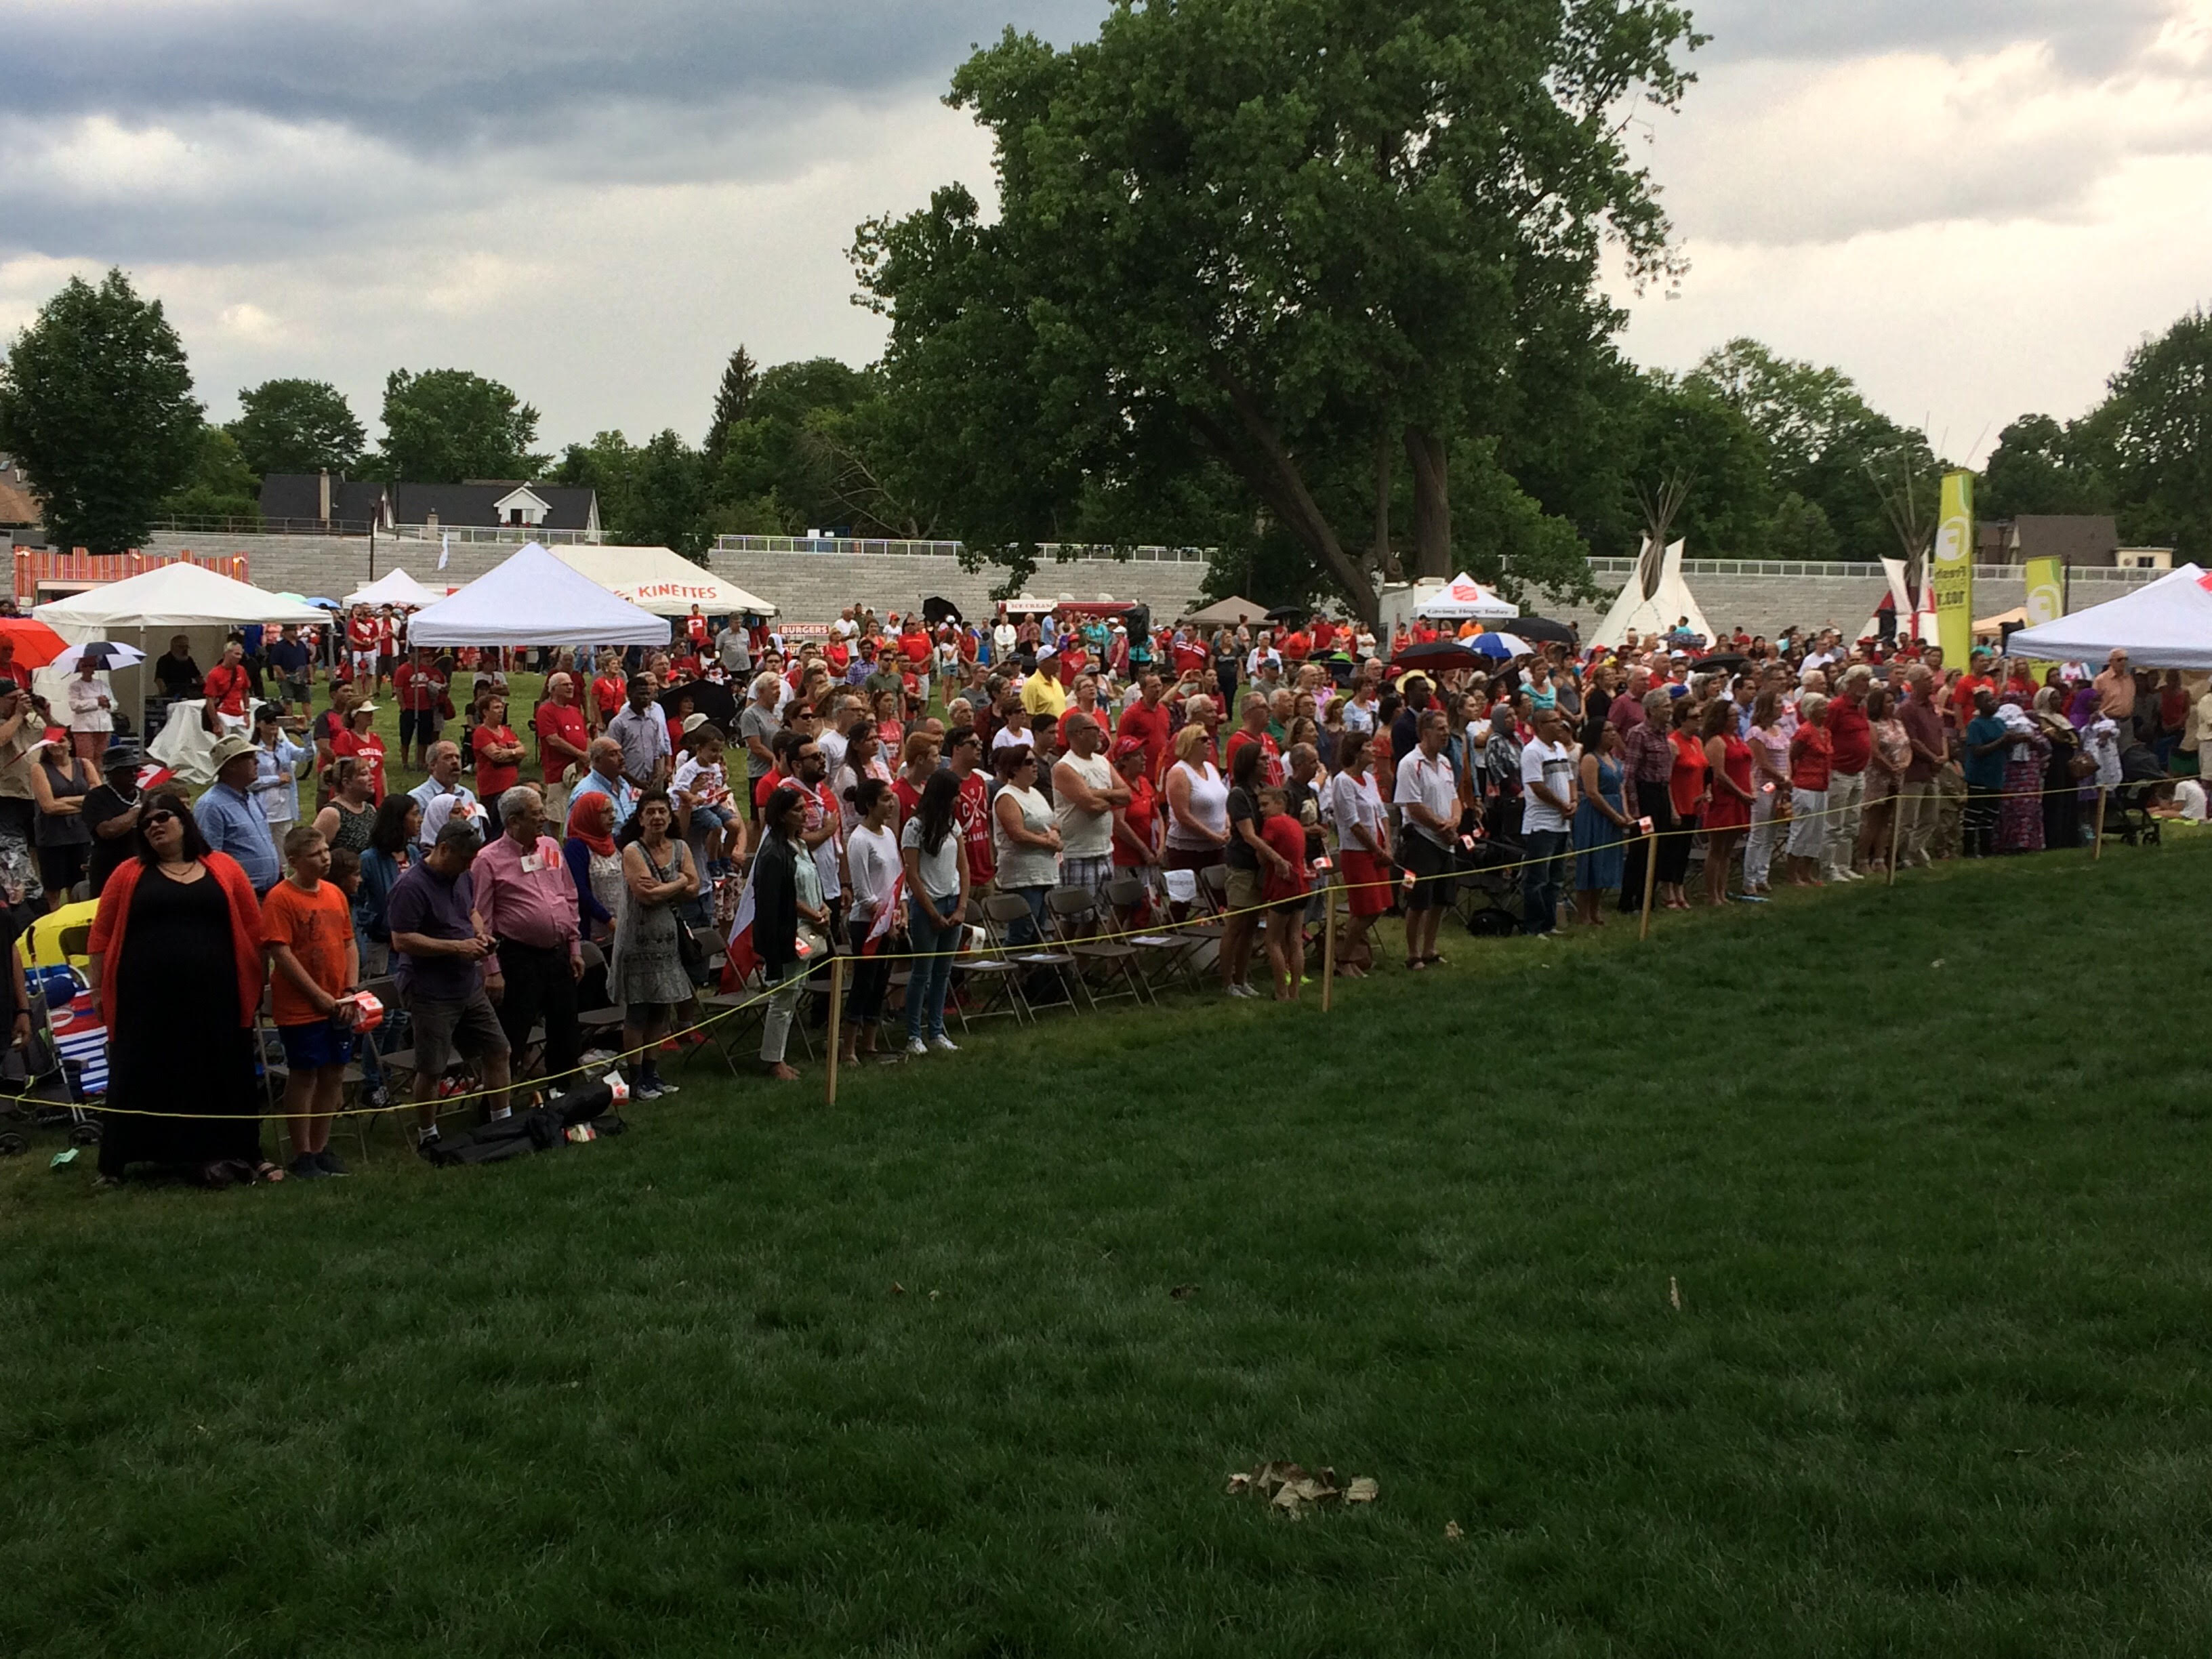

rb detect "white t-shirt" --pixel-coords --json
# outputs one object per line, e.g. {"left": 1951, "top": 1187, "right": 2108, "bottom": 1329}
{"left": 1392, "top": 749, "right": 1458, "bottom": 847}
{"left": 1342, "top": 696, "right": 1378, "bottom": 735}
{"left": 845, "top": 822, "right": 901, "bottom": 925}
{"left": 901, "top": 811, "right": 962, "bottom": 899}
{"left": 1328, "top": 769, "right": 1387, "bottom": 853}
{"left": 1519, "top": 739, "right": 1577, "bottom": 833}
{"left": 672, "top": 754, "right": 729, "bottom": 808}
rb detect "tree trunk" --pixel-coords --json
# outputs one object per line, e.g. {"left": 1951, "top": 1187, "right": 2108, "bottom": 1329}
{"left": 1185, "top": 381, "right": 1380, "bottom": 625}
{"left": 1404, "top": 427, "right": 1451, "bottom": 579}
{"left": 1372, "top": 433, "right": 1393, "bottom": 578}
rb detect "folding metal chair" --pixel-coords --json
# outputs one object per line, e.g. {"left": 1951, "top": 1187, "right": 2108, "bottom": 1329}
{"left": 1103, "top": 875, "right": 1187, "bottom": 1001}
{"left": 1044, "top": 886, "right": 1149, "bottom": 1008}
{"left": 980, "top": 893, "right": 1078, "bottom": 1019}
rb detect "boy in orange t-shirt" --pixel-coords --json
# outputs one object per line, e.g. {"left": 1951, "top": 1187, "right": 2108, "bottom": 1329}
{"left": 263, "top": 824, "right": 361, "bottom": 1178}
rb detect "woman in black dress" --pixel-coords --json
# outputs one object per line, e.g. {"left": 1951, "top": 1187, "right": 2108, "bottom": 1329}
{"left": 87, "top": 790, "right": 280, "bottom": 1186}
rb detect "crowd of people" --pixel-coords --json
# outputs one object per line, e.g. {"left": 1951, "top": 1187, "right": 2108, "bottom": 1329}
{"left": 49, "top": 594, "right": 2205, "bottom": 1189}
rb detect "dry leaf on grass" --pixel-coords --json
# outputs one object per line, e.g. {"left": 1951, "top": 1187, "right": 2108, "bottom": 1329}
{"left": 1444, "top": 1520, "right": 1463, "bottom": 1541}
{"left": 1225, "top": 1460, "right": 1379, "bottom": 1518}
{"left": 1169, "top": 1284, "right": 1200, "bottom": 1300}
{"left": 1668, "top": 1275, "right": 1681, "bottom": 1311}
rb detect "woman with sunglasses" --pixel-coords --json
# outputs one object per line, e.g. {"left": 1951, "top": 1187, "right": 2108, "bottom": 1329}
{"left": 86, "top": 789, "right": 283, "bottom": 1186}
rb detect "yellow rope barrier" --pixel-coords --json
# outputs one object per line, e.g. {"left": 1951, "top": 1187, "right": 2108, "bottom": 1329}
{"left": 39, "top": 768, "right": 2155, "bottom": 1122}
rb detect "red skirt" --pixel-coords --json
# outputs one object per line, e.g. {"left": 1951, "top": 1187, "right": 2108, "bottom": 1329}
{"left": 1339, "top": 848, "right": 1393, "bottom": 918}
{"left": 1704, "top": 792, "right": 1750, "bottom": 833}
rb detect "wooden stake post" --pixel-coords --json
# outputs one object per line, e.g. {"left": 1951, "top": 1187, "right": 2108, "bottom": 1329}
{"left": 1887, "top": 787, "right": 1903, "bottom": 887}
{"left": 1637, "top": 823, "right": 1660, "bottom": 941}
{"left": 1320, "top": 876, "right": 1336, "bottom": 1014}
{"left": 825, "top": 955, "right": 846, "bottom": 1105}
{"left": 2094, "top": 787, "right": 2108, "bottom": 861}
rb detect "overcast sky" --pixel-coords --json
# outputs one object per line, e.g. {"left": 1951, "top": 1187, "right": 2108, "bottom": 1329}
{"left": 4, "top": 0, "right": 2208, "bottom": 466}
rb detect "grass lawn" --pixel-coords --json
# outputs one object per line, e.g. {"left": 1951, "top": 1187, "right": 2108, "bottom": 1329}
{"left": 5, "top": 834, "right": 2211, "bottom": 1656}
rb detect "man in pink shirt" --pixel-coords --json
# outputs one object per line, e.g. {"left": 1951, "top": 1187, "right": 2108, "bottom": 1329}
{"left": 474, "top": 785, "right": 587, "bottom": 1083}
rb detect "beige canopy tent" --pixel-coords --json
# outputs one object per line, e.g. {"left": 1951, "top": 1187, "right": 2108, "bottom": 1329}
{"left": 1181, "top": 596, "right": 1273, "bottom": 626}
{"left": 550, "top": 546, "right": 775, "bottom": 617}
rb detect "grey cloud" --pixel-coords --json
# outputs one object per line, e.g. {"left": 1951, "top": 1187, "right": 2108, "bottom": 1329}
{"left": 1688, "top": 0, "right": 2184, "bottom": 75}
{"left": 1, "top": 0, "right": 1102, "bottom": 146}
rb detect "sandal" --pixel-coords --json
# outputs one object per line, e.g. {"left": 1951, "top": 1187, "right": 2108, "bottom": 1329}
{"left": 1422, "top": 954, "right": 1448, "bottom": 968}
{"left": 1406, "top": 958, "right": 1427, "bottom": 972}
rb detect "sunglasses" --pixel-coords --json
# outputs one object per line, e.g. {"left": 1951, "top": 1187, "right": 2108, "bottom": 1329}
{"left": 143, "top": 809, "right": 178, "bottom": 827}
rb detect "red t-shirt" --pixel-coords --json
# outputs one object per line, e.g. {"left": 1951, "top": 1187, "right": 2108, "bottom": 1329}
{"left": 1057, "top": 703, "right": 1105, "bottom": 749}
{"left": 1116, "top": 699, "right": 1172, "bottom": 781}
{"left": 393, "top": 661, "right": 445, "bottom": 715}
{"left": 901, "top": 630, "right": 930, "bottom": 667}
{"left": 1825, "top": 695, "right": 1872, "bottom": 775}
{"left": 331, "top": 729, "right": 386, "bottom": 802}
{"left": 954, "top": 770, "right": 994, "bottom": 884}
{"left": 1311, "top": 619, "right": 1336, "bottom": 653}
{"left": 1789, "top": 724, "right": 1833, "bottom": 792}
{"left": 1225, "top": 728, "right": 1284, "bottom": 789}
{"left": 825, "top": 640, "right": 850, "bottom": 674}
{"left": 1113, "top": 774, "right": 1158, "bottom": 867}
{"left": 346, "top": 617, "right": 376, "bottom": 651}
{"left": 474, "top": 724, "right": 520, "bottom": 798}
{"left": 203, "top": 663, "right": 250, "bottom": 717}
{"left": 534, "top": 699, "right": 586, "bottom": 781}
{"left": 1279, "top": 631, "right": 1311, "bottom": 661}
{"left": 592, "top": 675, "right": 626, "bottom": 726}
{"left": 1668, "top": 729, "right": 1710, "bottom": 820}
{"left": 1952, "top": 675, "right": 1996, "bottom": 728}
{"left": 752, "top": 767, "right": 787, "bottom": 811}
{"left": 892, "top": 777, "right": 925, "bottom": 822}
{"left": 1260, "top": 814, "right": 1309, "bottom": 902}
{"left": 686, "top": 615, "right": 710, "bottom": 647}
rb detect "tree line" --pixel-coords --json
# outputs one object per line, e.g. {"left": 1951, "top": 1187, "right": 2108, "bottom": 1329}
{"left": 0, "top": 3, "right": 2203, "bottom": 608}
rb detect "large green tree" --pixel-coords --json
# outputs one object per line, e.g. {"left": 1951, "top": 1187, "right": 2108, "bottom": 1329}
{"left": 2083, "top": 308, "right": 2212, "bottom": 560}
{"left": 375, "top": 368, "right": 545, "bottom": 483}
{"left": 0, "top": 268, "right": 203, "bottom": 553}
{"left": 701, "top": 346, "right": 760, "bottom": 471}
{"left": 857, "top": 0, "right": 1701, "bottom": 619}
{"left": 159, "top": 424, "right": 262, "bottom": 525}
{"left": 228, "top": 377, "right": 367, "bottom": 476}
{"left": 1980, "top": 414, "right": 2112, "bottom": 522}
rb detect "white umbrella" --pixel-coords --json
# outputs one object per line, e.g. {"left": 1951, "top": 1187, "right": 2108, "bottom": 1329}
{"left": 52, "top": 641, "right": 147, "bottom": 673}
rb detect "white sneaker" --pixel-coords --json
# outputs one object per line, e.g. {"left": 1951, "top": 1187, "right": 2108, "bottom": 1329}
{"left": 906, "top": 1037, "right": 929, "bottom": 1057}
{"left": 1225, "top": 982, "right": 1254, "bottom": 1000}
{"left": 928, "top": 1034, "right": 959, "bottom": 1052}
{"left": 581, "top": 1048, "right": 617, "bottom": 1065}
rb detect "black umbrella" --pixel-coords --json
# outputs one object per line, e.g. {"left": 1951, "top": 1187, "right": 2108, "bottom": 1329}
{"left": 1689, "top": 652, "right": 1748, "bottom": 674}
{"left": 1387, "top": 642, "right": 1489, "bottom": 674}
{"left": 922, "top": 595, "right": 964, "bottom": 626}
{"left": 659, "top": 678, "right": 737, "bottom": 731}
{"left": 1510, "top": 615, "right": 1579, "bottom": 646}
{"left": 1263, "top": 603, "right": 1311, "bottom": 626}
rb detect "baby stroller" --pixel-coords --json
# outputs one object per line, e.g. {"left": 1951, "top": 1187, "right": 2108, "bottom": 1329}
{"left": 0, "top": 970, "right": 103, "bottom": 1158}
{"left": 1454, "top": 833, "right": 1526, "bottom": 937}
{"left": 2108, "top": 743, "right": 2169, "bottom": 847}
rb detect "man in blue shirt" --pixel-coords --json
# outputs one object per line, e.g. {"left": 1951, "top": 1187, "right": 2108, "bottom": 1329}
{"left": 264, "top": 626, "right": 314, "bottom": 706}
{"left": 193, "top": 733, "right": 281, "bottom": 894}
{"left": 568, "top": 736, "right": 638, "bottom": 830}
{"left": 1960, "top": 689, "right": 2010, "bottom": 860}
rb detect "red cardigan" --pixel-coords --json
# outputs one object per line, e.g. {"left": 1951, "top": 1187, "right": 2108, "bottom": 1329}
{"left": 87, "top": 853, "right": 266, "bottom": 1030}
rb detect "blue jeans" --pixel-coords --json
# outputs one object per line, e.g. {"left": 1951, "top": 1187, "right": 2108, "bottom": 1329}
{"left": 1004, "top": 884, "right": 1051, "bottom": 948}
{"left": 905, "top": 894, "right": 962, "bottom": 1042}
{"left": 1521, "top": 829, "right": 1570, "bottom": 935}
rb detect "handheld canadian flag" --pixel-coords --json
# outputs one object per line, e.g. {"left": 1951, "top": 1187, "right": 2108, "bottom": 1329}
{"left": 721, "top": 861, "right": 760, "bottom": 989}
{"left": 863, "top": 873, "right": 904, "bottom": 956}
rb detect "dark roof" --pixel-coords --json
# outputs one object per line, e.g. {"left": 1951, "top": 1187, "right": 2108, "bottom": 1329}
{"left": 257, "top": 473, "right": 389, "bottom": 527}
{"left": 389, "top": 481, "right": 596, "bottom": 531}
{"left": 2015, "top": 515, "right": 2118, "bottom": 567}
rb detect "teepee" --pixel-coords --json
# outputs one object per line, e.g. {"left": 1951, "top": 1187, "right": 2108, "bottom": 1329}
{"left": 1592, "top": 538, "right": 1714, "bottom": 649}
{"left": 1853, "top": 557, "right": 1938, "bottom": 645}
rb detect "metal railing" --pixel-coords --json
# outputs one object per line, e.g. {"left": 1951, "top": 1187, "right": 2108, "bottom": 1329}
{"left": 148, "top": 516, "right": 600, "bottom": 546}
{"left": 1586, "top": 557, "right": 2156, "bottom": 585}
{"left": 712, "top": 535, "right": 1210, "bottom": 564}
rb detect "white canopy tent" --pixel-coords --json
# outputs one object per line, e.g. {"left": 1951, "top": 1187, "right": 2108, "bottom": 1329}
{"left": 34, "top": 562, "right": 333, "bottom": 741}
{"left": 2008, "top": 562, "right": 2212, "bottom": 670}
{"left": 345, "top": 568, "right": 445, "bottom": 608}
{"left": 1414, "top": 573, "right": 1518, "bottom": 621}
{"left": 549, "top": 545, "right": 775, "bottom": 618}
{"left": 405, "top": 542, "right": 670, "bottom": 649}
{"left": 1591, "top": 538, "right": 1715, "bottom": 650}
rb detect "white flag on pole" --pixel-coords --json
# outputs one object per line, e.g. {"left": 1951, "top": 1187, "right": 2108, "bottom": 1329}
{"left": 438, "top": 530, "right": 451, "bottom": 570}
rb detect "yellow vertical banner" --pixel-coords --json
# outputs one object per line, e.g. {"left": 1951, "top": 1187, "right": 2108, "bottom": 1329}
{"left": 1930, "top": 470, "right": 1975, "bottom": 663}
{"left": 2020, "top": 554, "right": 2065, "bottom": 676}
